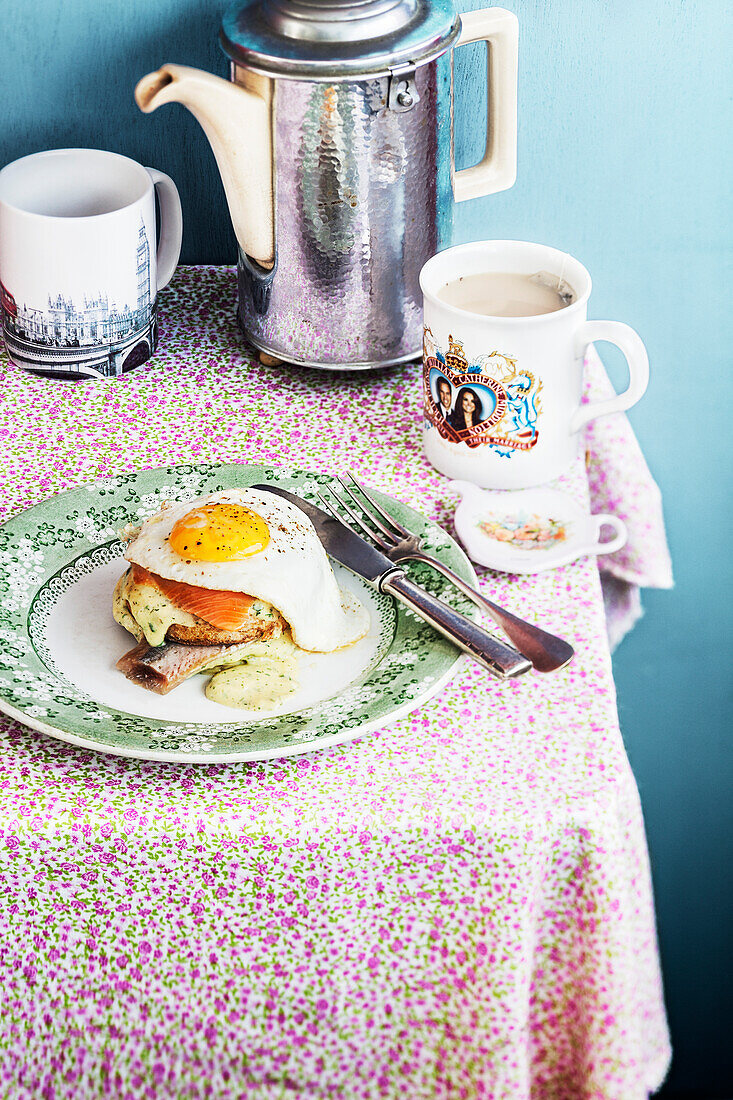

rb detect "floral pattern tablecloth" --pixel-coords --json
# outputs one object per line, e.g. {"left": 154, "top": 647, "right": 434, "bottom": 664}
{"left": 0, "top": 268, "right": 671, "bottom": 1099}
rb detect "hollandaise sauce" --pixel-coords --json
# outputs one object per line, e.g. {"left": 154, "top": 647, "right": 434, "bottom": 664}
{"left": 113, "top": 570, "right": 199, "bottom": 647}
{"left": 204, "top": 634, "right": 299, "bottom": 710}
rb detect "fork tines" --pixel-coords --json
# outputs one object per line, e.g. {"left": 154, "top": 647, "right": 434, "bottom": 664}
{"left": 318, "top": 474, "right": 407, "bottom": 551}
{"left": 318, "top": 486, "right": 389, "bottom": 550}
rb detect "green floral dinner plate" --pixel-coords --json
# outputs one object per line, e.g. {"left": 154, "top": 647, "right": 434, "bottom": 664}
{"left": 0, "top": 463, "right": 479, "bottom": 763}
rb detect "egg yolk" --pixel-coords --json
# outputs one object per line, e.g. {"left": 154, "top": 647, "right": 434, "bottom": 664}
{"left": 169, "top": 503, "right": 270, "bottom": 561}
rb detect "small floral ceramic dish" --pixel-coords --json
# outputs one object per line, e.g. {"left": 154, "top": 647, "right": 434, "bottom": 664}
{"left": 0, "top": 462, "right": 479, "bottom": 763}
{"left": 450, "top": 481, "right": 627, "bottom": 575}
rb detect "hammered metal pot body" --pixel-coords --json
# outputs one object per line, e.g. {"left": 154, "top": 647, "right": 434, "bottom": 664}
{"left": 236, "top": 57, "right": 453, "bottom": 370}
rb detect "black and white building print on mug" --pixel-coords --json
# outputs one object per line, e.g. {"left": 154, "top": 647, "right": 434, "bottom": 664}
{"left": 0, "top": 149, "right": 182, "bottom": 379}
{"left": 1, "top": 219, "right": 155, "bottom": 377}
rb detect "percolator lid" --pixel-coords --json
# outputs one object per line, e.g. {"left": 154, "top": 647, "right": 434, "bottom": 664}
{"left": 220, "top": 0, "right": 459, "bottom": 78}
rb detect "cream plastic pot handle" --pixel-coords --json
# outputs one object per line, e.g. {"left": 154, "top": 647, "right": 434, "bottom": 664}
{"left": 452, "top": 7, "right": 518, "bottom": 202}
{"left": 570, "top": 320, "right": 650, "bottom": 433}
{"left": 145, "top": 168, "right": 183, "bottom": 290}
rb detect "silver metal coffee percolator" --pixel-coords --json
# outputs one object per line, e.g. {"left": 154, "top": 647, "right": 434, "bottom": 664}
{"left": 136, "top": 0, "right": 518, "bottom": 370}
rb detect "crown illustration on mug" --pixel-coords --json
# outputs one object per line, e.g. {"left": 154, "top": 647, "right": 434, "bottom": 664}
{"left": 445, "top": 335, "right": 468, "bottom": 372}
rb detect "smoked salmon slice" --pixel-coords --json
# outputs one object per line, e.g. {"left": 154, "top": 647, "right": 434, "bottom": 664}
{"left": 130, "top": 564, "right": 256, "bottom": 630}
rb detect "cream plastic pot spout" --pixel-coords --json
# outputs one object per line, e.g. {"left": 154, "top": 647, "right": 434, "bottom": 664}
{"left": 134, "top": 64, "right": 274, "bottom": 268}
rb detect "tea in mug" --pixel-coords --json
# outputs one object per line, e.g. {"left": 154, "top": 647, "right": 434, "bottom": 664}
{"left": 437, "top": 270, "right": 575, "bottom": 317}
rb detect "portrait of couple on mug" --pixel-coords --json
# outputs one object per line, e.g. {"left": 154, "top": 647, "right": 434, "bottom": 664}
{"left": 433, "top": 374, "right": 487, "bottom": 433}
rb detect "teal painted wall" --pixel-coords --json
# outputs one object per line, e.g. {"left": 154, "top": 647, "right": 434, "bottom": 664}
{"left": 1, "top": 0, "right": 731, "bottom": 1092}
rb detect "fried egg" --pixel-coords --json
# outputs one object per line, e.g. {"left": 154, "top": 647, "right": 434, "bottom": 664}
{"left": 124, "top": 488, "right": 369, "bottom": 652}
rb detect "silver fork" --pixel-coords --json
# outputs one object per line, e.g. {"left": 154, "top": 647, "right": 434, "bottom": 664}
{"left": 319, "top": 474, "right": 575, "bottom": 674}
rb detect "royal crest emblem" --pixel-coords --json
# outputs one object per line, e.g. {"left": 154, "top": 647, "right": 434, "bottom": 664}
{"left": 423, "top": 331, "right": 543, "bottom": 454}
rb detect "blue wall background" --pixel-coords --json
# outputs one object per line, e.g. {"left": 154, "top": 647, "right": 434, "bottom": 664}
{"left": 1, "top": 0, "right": 731, "bottom": 1093}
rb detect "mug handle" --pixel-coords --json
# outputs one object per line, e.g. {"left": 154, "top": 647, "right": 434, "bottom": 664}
{"left": 145, "top": 168, "right": 183, "bottom": 290}
{"left": 591, "top": 514, "right": 628, "bottom": 556}
{"left": 452, "top": 8, "right": 518, "bottom": 202}
{"left": 570, "top": 320, "right": 650, "bottom": 433}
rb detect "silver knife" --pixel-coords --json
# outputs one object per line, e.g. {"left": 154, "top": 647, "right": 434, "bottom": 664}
{"left": 253, "top": 484, "right": 531, "bottom": 681}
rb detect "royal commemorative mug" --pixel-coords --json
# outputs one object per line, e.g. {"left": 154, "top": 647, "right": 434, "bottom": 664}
{"left": 0, "top": 149, "right": 183, "bottom": 379}
{"left": 420, "top": 240, "right": 650, "bottom": 489}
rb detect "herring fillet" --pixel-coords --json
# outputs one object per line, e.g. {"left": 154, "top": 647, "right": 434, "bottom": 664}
{"left": 116, "top": 640, "right": 233, "bottom": 694}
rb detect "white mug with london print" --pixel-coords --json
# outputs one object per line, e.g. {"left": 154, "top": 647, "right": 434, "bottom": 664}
{"left": 0, "top": 148, "right": 182, "bottom": 379}
{"left": 420, "top": 240, "right": 649, "bottom": 490}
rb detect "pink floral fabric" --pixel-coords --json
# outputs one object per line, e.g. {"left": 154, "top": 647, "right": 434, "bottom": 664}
{"left": 583, "top": 353, "right": 673, "bottom": 649}
{"left": 0, "top": 268, "right": 671, "bottom": 1099}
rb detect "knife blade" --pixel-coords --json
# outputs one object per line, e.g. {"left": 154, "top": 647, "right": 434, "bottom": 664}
{"left": 252, "top": 483, "right": 531, "bottom": 681}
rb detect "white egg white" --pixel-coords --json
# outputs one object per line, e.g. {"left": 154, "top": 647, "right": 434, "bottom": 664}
{"left": 124, "top": 488, "right": 369, "bottom": 653}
